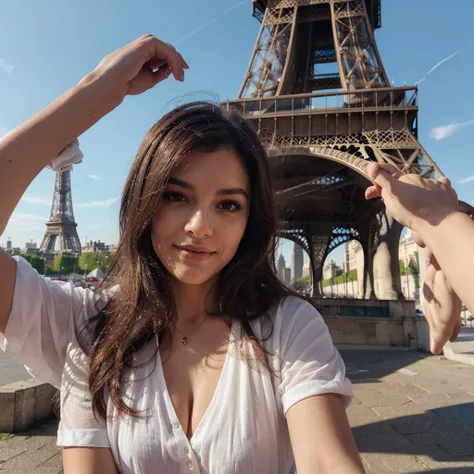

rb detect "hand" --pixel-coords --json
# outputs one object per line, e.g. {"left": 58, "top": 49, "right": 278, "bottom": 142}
{"left": 365, "top": 163, "right": 459, "bottom": 234}
{"left": 411, "top": 230, "right": 462, "bottom": 354}
{"left": 421, "top": 243, "right": 462, "bottom": 354}
{"left": 81, "top": 34, "right": 189, "bottom": 106}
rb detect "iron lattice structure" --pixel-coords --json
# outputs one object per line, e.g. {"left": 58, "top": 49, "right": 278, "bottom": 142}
{"left": 222, "top": 0, "right": 444, "bottom": 299}
{"left": 40, "top": 169, "right": 82, "bottom": 255}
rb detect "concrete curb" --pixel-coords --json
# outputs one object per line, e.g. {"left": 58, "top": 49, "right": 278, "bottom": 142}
{"left": 0, "top": 378, "right": 58, "bottom": 432}
{"left": 443, "top": 344, "right": 474, "bottom": 367}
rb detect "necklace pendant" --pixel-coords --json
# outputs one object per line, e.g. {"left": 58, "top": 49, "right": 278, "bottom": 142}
{"left": 181, "top": 336, "right": 188, "bottom": 345}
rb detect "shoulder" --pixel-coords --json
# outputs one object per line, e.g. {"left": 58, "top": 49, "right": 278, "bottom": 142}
{"left": 262, "top": 296, "right": 328, "bottom": 349}
{"left": 271, "top": 295, "right": 322, "bottom": 328}
{"left": 12, "top": 255, "right": 108, "bottom": 323}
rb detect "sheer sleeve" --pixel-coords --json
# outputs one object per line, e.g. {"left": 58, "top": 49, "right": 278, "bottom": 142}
{"left": 272, "top": 297, "right": 353, "bottom": 416}
{"left": 0, "top": 256, "right": 106, "bottom": 388}
{"left": 56, "top": 339, "right": 110, "bottom": 447}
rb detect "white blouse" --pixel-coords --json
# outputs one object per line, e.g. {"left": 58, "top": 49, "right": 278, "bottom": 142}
{"left": 1, "top": 256, "right": 353, "bottom": 474}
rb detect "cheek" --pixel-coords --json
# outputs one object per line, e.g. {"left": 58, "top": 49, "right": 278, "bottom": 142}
{"left": 221, "top": 218, "right": 248, "bottom": 254}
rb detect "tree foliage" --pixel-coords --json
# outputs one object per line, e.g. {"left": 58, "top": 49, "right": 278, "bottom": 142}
{"left": 53, "top": 252, "right": 79, "bottom": 275}
{"left": 78, "top": 252, "right": 110, "bottom": 272}
{"left": 20, "top": 253, "right": 46, "bottom": 275}
{"left": 322, "top": 269, "right": 358, "bottom": 287}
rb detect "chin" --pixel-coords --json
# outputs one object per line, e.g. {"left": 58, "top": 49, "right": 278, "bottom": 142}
{"left": 170, "top": 266, "right": 218, "bottom": 286}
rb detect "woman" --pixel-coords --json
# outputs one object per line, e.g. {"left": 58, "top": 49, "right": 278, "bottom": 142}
{"left": 0, "top": 35, "right": 363, "bottom": 474}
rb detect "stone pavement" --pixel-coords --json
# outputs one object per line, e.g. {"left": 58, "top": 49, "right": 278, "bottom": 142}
{"left": 343, "top": 348, "right": 474, "bottom": 473}
{"left": 0, "top": 348, "right": 473, "bottom": 473}
{"left": 444, "top": 328, "right": 474, "bottom": 367}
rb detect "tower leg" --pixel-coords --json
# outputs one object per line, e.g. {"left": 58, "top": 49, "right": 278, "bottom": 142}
{"left": 373, "top": 212, "right": 403, "bottom": 300}
{"left": 309, "top": 233, "right": 331, "bottom": 297}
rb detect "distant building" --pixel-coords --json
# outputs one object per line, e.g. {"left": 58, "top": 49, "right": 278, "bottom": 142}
{"left": 6, "top": 237, "right": 12, "bottom": 251}
{"left": 23, "top": 240, "right": 39, "bottom": 255}
{"left": 323, "top": 259, "right": 340, "bottom": 280}
{"left": 82, "top": 239, "right": 109, "bottom": 254}
{"left": 277, "top": 253, "right": 286, "bottom": 281}
{"left": 283, "top": 268, "right": 291, "bottom": 285}
{"left": 291, "top": 243, "right": 303, "bottom": 282}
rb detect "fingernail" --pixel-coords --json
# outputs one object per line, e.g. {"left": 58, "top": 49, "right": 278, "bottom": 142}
{"left": 165, "top": 68, "right": 171, "bottom": 77}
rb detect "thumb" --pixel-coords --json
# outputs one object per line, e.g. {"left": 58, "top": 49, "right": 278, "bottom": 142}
{"left": 152, "top": 64, "right": 172, "bottom": 85}
{"left": 366, "top": 163, "right": 397, "bottom": 194}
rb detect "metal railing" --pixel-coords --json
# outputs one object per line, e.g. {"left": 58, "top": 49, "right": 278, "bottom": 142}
{"left": 222, "top": 86, "right": 418, "bottom": 116}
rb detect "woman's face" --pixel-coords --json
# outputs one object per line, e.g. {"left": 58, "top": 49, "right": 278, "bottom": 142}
{"left": 151, "top": 149, "right": 250, "bottom": 285}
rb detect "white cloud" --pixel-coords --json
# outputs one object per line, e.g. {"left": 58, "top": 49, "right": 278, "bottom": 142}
{"left": 88, "top": 174, "right": 103, "bottom": 181}
{"left": 430, "top": 119, "right": 474, "bottom": 141}
{"left": 0, "top": 57, "right": 14, "bottom": 74}
{"left": 21, "top": 194, "right": 51, "bottom": 206}
{"left": 76, "top": 197, "right": 119, "bottom": 209}
{"left": 458, "top": 175, "right": 474, "bottom": 184}
{"left": 427, "top": 51, "right": 459, "bottom": 75}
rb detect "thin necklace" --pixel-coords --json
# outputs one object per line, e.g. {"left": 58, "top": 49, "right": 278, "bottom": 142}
{"left": 174, "top": 317, "right": 208, "bottom": 345}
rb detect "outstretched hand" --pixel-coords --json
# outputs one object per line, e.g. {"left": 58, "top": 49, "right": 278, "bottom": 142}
{"left": 365, "top": 163, "right": 462, "bottom": 353}
{"left": 83, "top": 34, "right": 189, "bottom": 105}
{"left": 365, "top": 163, "right": 459, "bottom": 234}
{"left": 414, "top": 232, "right": 462, "bottom": 354}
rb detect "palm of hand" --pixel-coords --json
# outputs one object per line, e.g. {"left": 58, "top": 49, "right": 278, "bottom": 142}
{"left": 422, "top": 253, "right": 462, "bottom": 354}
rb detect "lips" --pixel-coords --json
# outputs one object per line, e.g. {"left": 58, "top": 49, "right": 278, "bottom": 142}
{"left": 175, "top": 244, "right": 215, "bottom": 254}
{"left": 173, "top": 244, "right": 216, "bottom": 262}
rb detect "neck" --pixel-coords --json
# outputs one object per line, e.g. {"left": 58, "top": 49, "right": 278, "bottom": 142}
{"left": 171, "top": 276, "right": 220, "bottom": 325}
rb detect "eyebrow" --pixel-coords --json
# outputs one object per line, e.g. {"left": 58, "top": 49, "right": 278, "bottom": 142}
{"left": 168, "top": 177, "right": 249, "bottom": 200}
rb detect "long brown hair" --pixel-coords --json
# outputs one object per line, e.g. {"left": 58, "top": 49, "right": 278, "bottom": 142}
{"left": 77, "top": 101, "right": 299, "bottom": 421}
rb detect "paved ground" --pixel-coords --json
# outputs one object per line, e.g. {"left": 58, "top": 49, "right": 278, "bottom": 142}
{"left": 0, "top": 348, "right": 473, "bottom": 473}
{"left": 444, "top": 328, "right": 474, "bottom": 367}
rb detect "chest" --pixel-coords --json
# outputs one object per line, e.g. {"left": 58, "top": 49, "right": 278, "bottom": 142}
{"left": 161, "top": 337, "right": 228, "bottom": 440}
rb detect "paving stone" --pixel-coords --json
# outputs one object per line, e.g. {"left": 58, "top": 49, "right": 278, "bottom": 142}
{"left": 0, "top": 448, "right": 59, "bottom": 470}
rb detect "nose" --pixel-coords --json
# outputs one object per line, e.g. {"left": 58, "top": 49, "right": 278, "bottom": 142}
{"left": 184, "top": 208, "right": 213, "bottom": 239}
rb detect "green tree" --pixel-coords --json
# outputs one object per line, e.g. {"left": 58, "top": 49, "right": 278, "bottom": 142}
{"left": 78, "top": 252, "right": 109, "bottom": 273}
{"left": 347, "top": 269, "right": 358, "bottom": 281}
{"left": 407, "top": 256, "right": 420, "bottom": 302}
{"left": 20, "top": 253, "right": 45, "bottom": 275}
{"left": 53, "top": 252, "right": 79, "bottom": 275}
{"left": 399, "top": 259, "right": 406, "bottom": 276}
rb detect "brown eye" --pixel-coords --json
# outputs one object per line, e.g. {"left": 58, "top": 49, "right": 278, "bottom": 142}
{"left": 219, "top": 200, "right": 242, "bottom": 213}
{"left": 163, "top": 191, "right": 187, "bottom": 202}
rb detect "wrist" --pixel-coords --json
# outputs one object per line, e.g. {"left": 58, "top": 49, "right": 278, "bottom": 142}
{"left": 415, "top": 211, "right": 468, "bottom": 244}
{"left": 76, "top": 71, "right": 123, "bottom": 116}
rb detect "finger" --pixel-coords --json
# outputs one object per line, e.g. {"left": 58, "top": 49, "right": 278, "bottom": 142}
{"left": 430, "top": 319, "right": 455, "bottom": 355}
{"left": 365, "top": 184, "right": 382, "bottom": 200}
{"left": 366, "top": 163, "right": 398, "bottom": 193}
{"left": 142, "top": 36, "right": 184, "bottom": 82}
{"left": 177, "top": 52, "right": 189, "bottom": 69}
{"left": 148, "top": 59, "right": 166, "bottom": 71}
{"left": 438, "top": 176, "right": 451, "bottom": 187}
{"left": 450, "top": 318, "right": 461, "bottom": 342}
{"left": 411, "top": 230, "right": 425, "bottom": 248}
{"left": 152, "top": 64, "right": 172, "bottom": 85}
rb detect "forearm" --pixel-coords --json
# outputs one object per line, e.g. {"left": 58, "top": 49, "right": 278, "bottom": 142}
{"left": 419, "top": 212, "right": 474, "bottom": 314}
{"left": 0, "top": 72, "right": 119, "bottom": 236}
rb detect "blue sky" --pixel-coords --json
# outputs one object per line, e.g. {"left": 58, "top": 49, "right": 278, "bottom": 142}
{"left": 1, "top": 0, "right": 473, "bottom": 268}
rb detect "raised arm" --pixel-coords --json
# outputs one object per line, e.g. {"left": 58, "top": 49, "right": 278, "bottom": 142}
{"left": 365, "top": 163, "right": 472, "bottom": 353}
{"left": 0, "top": 34, "right": 188, "bottom": 335}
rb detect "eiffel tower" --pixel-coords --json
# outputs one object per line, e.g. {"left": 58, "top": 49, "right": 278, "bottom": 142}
{"left": 223, "top": 0, "right": 445, "bottom": 299}
{"left": 39, "top": 168, "right": 82, "bottom": 255}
